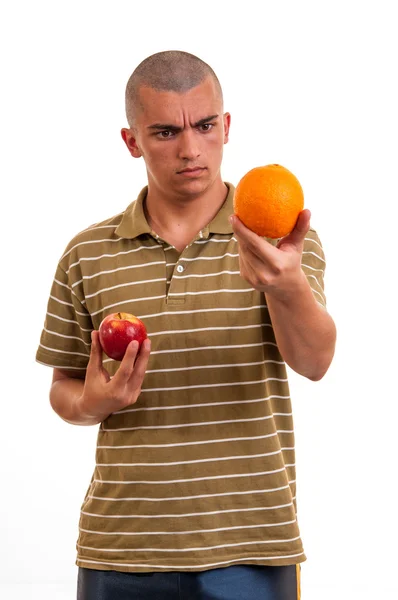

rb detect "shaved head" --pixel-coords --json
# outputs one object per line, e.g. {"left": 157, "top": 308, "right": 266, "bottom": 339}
{"left": 125, "top": 50, "right": 223, "bottom": 127}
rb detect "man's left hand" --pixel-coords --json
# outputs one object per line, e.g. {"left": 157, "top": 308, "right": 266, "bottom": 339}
{"left": 229, "top": 209, "right": 312, "bottom": 300}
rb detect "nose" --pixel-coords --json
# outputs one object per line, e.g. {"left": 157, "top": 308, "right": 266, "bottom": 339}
{"left": 178, "top": 129, "right": 200, "bottom": 161}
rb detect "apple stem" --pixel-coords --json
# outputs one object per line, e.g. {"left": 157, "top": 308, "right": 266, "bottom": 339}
{"left": 118, "top": 312, "right": 122, "bottom": 319}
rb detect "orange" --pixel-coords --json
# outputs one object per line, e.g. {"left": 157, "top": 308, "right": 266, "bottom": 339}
{"left": 233, "top": 164, "right": 304, "bottom": 238}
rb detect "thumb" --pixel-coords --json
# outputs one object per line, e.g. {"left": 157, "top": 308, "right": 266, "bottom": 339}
{"left": 278, "top": 209, "right": 311, "bottom": 249}
{"left": 87, "top": 330, "right": 104, "bottom": 374}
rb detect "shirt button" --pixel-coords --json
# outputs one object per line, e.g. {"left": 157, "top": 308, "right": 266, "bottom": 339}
{"left": 176, "top": 264, "right": 184, "bottom": 273}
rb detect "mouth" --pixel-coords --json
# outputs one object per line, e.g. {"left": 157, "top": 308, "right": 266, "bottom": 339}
{"left": 177, "top": 167, "right": 206, "bottom": 175}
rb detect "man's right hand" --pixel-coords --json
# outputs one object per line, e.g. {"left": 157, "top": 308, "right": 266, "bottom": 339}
{"left": 78, "top": 330, "right": 151, "bottom": 423}
{"left": 50, "top": 330, "right": 151, "bottom": 426}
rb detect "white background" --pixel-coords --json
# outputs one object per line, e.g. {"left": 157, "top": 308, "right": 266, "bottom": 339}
{"left": 1, "top": 1, "right": 397, "bottom": 598}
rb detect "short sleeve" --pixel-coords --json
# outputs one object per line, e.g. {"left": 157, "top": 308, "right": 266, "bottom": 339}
{"left": 301, "top": 228, "right": 327, "bottom": 308}
{"left": 35, "top": 261, "right": 93, "bottom": 371}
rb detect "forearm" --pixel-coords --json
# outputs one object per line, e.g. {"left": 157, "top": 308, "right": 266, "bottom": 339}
{"left": 266, "top": 273, "right": 336, "bottom": 381}
{"left": 50, "top": 377, "right": 102, "bottom": 426}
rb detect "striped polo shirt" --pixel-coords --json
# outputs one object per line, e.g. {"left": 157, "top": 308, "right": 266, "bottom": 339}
{"left": 36, "top": 182, "right": 327, "bottom": 573}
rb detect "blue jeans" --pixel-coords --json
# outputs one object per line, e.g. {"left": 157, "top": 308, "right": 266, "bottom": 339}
{"left": 77, "top": 564, "right": 299, "bottom": 599}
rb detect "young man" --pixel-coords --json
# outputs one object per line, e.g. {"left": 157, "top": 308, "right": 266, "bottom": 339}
{"left": 36, "top": 50, "right": 336, "bottom": 600}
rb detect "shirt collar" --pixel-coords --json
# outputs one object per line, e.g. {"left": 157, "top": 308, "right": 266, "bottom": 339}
{"left": 115, "top": 182, "right": 235, "bottom": 240}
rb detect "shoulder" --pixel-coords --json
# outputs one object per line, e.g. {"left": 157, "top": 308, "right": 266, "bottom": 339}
{"left": 57, "top": 210, "right": 127, "bottom": 271}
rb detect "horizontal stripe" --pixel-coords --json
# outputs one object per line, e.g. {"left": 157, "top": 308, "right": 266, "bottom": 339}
{"left": 302, "top": 250, "right": 325, "bottom": 262}
{"left": 179, "top": 252, "right": 239, "bottom": 262}
{"left": 84, "top": 277, "right": 165, "bottom": 300}
{"left": 61, "top": 237, "right": 124, "bottom": 260}
{"left": 174, "top": 269, "right": 240, "bottom": 279}
{"left": 43, "top": 327, "right": 89, "bottom": 346}
{"left": 39, "top": 343, "right": 89, "bottom": 358}
{"left": 144, "top": 359, "right": 283, "bottom": 375}
{"left": 102, "top": 415, "right": 277, "bottom": 432}
{"left": 97, "top": 431, "right": 280, "bottom": 447}
{"left": 67, "top": 244, "right": 160, "bottom": 272}
{"left": 36, "top": 359, "right": 86, "bottom": 370}
{"left": 168, "top": 288, "right": 254, "bottom": 297}
{"left": 96, "top": 449, "right": 282, "bottom": 467}
{"left": 140, "top": 376, "right": 288, "bottom": 393}
{"left": 79, "top": 523, "right": 298, "bottom": 538}
{"left": 81, "top": 502, "right": 293, "bottom": 519}
{"left": 46, "top": 312, "right": 92, "bottom": 330}
{"left": 140, "top": 304, "right": 267, "bottom": 320}
{"left": 88, "top": 484, "right": 291, "bottom": 502}
{"left": 301, "top": 263, "right": 323, "bottom": 273}
{"left": 74, "top": 261, "right": 167, "bottom": 285}
{"left": 77, "top": 552, "right": 305, "bottom": 570}
{"left": 93, "top": 467, "right": 286, "bottom": 484}
{"left": 113, "top": 396, "right": 288, "bottom": 415}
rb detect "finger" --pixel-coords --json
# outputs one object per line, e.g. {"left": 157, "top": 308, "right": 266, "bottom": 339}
{"left": 86, "top": 330, "right": 104, "bottom": 374}
{"left": 239, "top": 244, "right": 272, "bottom": 283}
{"left": 230, "top": 215, "right": 279, "bottom": 262}
{"left": 113, "top": 339, "right": 140, "bottom": 384}
{"left": 126, "top": 337, "right": 152, "bottom": 389}
{"left": 278, "top": 209, "right": 311, "bottom": 250}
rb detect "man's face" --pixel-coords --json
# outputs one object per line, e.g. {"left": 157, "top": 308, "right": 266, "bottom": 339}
{"left": 122, "top": 77, "right": 231, "bottom": 198}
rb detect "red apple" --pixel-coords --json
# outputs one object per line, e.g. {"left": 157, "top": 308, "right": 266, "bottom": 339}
{"left": 98, "top": 312, "right": 148, "bottom": 361}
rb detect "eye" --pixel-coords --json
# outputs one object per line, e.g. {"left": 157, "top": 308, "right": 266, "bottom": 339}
{"left": 157, "top": 130, "right": 175, "bottom": 139}
{"left": 199, "top": 123, "right": 214, "bottom": 132}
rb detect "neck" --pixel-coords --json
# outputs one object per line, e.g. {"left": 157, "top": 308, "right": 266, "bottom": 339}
{"left": 144, "top": 177, "right": 228, "bottom": 252}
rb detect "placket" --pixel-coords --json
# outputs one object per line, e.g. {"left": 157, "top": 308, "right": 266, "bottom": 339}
{"left": 165, "top": 228, "right": 210, "bottom": 306}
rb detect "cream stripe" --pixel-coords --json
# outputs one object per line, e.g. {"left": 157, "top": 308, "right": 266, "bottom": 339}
{"left": 67, "top": 244, "right": 159, "bottom": 272}
{"left": 93, "top": 467, "right": 285, "bottom": 484}
{"left": 81, "top": 502, "right": 293, "bottom": 519}
{"left": 307, "top": 274, "right": 324, "bottom": 290}
{"left": 301, "top": 264, "right": 324, "bottom": 273}
{"left": 140, "top": 376, "right": 288, "bottom": 393}
{"left": 36, "top": 359, "right": 86, "bottom": 370}
{"left": 97, "top": 431, "right": 280, "bottom": 448}
{"left": 94, "top": 303, "right": 266, "bottom": 320}
{"left": 90, "top": 295, "right": 166, "bottom": 316}
{"left": 168, "top": 288, "right": 254, "bottom": 297}
{"left": 53, "top": 278, "right": 70, "bottom": 289}
{"left": 144, "top": 359, "right": 283, "bottom": 374}
{"left": 77, "top": 552, "right": 305, "bottom": 570}
{"left": 102, "top": 415, "right": 275, "bottom": 432}
{"left": 194, "top": 238, "right": 234, "bottom": 245}
{"left": 46, "top": 312, "right": 92, "bottom": 329}
{"left": 148, "top": 323, "right": 269, "bottom": 338}
{"left": 73, "top": 261, "right": 166, "bottom": 285}
{"left": 113, "top": 395, "right": 287, "bottom": 415}
{"left": 174, "top": 269, "right": 240, "bottom": 279}
{"left": 39, "top": 343, "right": 89, "bottom": 358}
{"left": 180, "top": 252, "right": 239, "bottom": 262}
{"left": 50, "top": 294, "right": 73, "bottom": 307}
{"left": 96, "top": 449, "right": 282, "bottom": 467}
{"left": 302, "top": 250, "right": 325, "bottom": 262}
{"left": 304, "top": 236, "right": 323, "bottom": 250}
{"left": 310, "top": 288, "right": 325, "bottom": 301}
{"left": 79, "top": 521, "right": 297, "bottom": 537}
{"left": 88, "top": 484, "right": 291, "bottom": 502}
{"left": 43, "top": 327, "right": 90, "bottom": 346}
{"left": 102, "top": 419, "right": 294, "bottom": 434}
{"left": 61, "top": 237, "right": 124, "bottom": 260}
{"left": 84, "top": 277, "right": 165, "bottom": 300}
{"left": 138, "top": 342, "right": 277, "bottom": 359}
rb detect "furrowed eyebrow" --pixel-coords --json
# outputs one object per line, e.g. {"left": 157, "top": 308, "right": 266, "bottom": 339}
{"left": 147, "top": 114, "right": 219, "bottom": 131}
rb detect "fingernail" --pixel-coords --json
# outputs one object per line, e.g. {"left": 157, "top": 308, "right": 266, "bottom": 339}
{"left": 229, "top": 215, "right": 234, "bottom": 224}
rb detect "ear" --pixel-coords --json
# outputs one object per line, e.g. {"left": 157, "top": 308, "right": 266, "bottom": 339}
{"left": 223, "top": 112, "right": 231, "bottom": 144}
{"left": 121, "top": 128, "right": 142, "bottom": 158}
